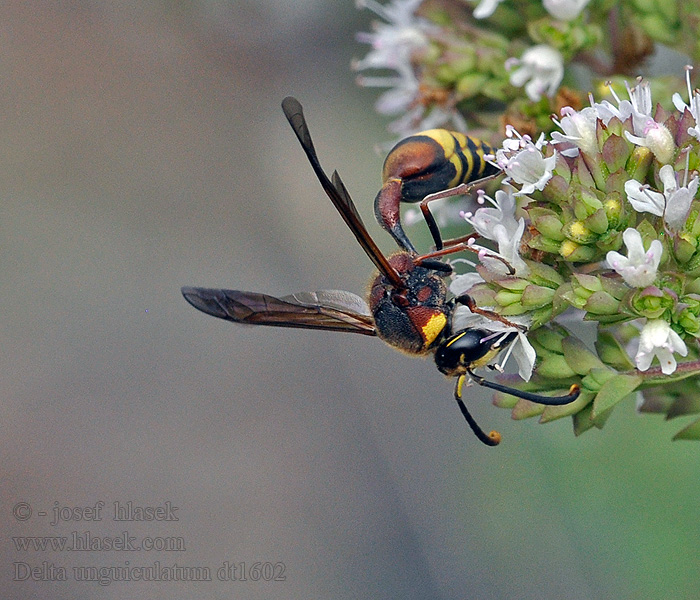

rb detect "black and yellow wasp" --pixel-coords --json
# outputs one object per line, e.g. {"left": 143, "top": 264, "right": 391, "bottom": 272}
{"left": 182, "top": 97, "right": 579, "bottom": 446}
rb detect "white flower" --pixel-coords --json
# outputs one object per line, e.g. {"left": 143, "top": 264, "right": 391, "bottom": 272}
{"left": 601, "top": 79, "right": 675, "bottom": 163}
{"left": 635, "top": 319, "right": 688, "bottom": 375}
{"left": 625, "top": 119, "right": 675, "bottom": 165}
{"left": 449, "top": 271, "right": 484, "bottom": 297}
{"left": 625, "top": 166, "right": 698, "bottom": 231}
{"left": 590, "top": 80, "right": 673, "bottom": 162}
{"left": 593, "top": 95, "right": 633, "bottom": 126}
{"left": 625, "top": 178, "right": 665, "bottom": 217}
{"left": 494, "top": 128, "right": 556, "bottom": 196}
{"left": 354, "top": 0, "right": 440, "bottom": 132}
{"left": 461, "top": 187, "right": 529, "bottom": 276}
{"left": 658, "top": 164, "right": 698, "bottom": 231}
{"left": 354, "top": 0, "right": 431, "bottom": 72}
{"left": 473, "top": 0, "right": 505, "bottom": 19}
{"left": 672, "top": 66, "right": 700, "bottom": 143}
{"left": 605, "top": 228, "right": 662, "bottom": 288}
{"left": 487, "top": 218, "right": 528, "bottom": 275}
{"left": 542, "top": 0, "right": 591, "bottom": 20}
{"left": 451, "top": 308, "right": 536, "bottom": 381}
{"left": 468, "top": 188, "right": 519, "bottom": 239}
{"left": 551, "top": 105, "right": 599, "bottom": 156}
{"left": 358, "top": 70, "right": 419, "bottom": 116}
{"left": 507, "top": 45, "right": 564, "bottom": 102}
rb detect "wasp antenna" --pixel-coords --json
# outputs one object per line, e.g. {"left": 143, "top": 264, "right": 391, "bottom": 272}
{"left": 468, "top": 370, "right": 581, "bottom": 406}
{"left": 454, "top": 375, "right": 501, "bottom": 446}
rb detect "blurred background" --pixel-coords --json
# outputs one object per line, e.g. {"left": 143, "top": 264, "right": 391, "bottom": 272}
{"left": 1, "top": 2, "right": 699, "bottom": 599}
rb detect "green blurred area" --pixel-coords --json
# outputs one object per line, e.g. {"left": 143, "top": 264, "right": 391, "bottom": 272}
{"left": 1, "top": 3, "right": 699, "bottom": 600}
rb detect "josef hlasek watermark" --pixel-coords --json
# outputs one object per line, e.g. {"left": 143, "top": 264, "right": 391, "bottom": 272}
{"left": 10, "top": 499, "right": 286, "bottom": 586}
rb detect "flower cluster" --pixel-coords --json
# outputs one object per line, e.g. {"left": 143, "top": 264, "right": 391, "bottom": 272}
{"left": 355, "top": 0, "right": 700, "bottom": 137}
{"left": 354, "top": 0, "right": 700, "bottom": 440}
{"left": 445, "top": 71, "right": 700, "bottom": 440}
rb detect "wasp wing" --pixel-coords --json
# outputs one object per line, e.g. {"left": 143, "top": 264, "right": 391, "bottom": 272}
{"left": 181, "top": 286, "right": 377, "bottom": 336}
{"left": 281, "top": 96, "right": 404, "bottom": 290}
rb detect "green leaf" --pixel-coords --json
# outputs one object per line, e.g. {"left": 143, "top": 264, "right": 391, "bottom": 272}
{"left": 562, "top": 336, "right": 605, "bottom": 375}
{"left": 511, "top": 399, "right": 545, "bottom": 420}
{"left": 673, "top": 417, "right": 700, "bottom": 441}
{"left": 537, "top": 354, "right": 577, "bottom": 379}
{"left": 572, "top": 404, "right": 596, "bottom": 436}
{"left": 592, "top": 373, "right": 644, "bottom": 417}
{"left": 539, "top": 390, "right": 594, "bottom": 423}
{"left": 595, "top": 331, "right": 635, "bottom": 370}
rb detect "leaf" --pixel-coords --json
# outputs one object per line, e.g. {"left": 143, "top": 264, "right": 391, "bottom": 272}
{"left": 592, "top": 373, "right": 644, "bottom": 418}
{"left": 673, "top": 417, "right": 700, "bottom": 441}
{"left": 595, "top": 330, "right": 635, "bottom": 371}
{"left": 511, "top": 399, "right": 545, "bottom": 420}
{"left": 539, "top": 390, "right": 594, "bottom": 423}
{"left": 572, "top": 404, "right": 596, "bottom": 436}
{"left": 562, "top": 336, "right": 605, "bottom": 375}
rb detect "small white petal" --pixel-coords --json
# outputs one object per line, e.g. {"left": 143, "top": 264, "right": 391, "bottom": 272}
{"left": 625, "top": 179, "right": 665, "bottom": 217}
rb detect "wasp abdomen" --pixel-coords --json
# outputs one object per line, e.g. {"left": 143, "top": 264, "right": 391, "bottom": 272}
{"left": 375, "top": 129, "right": 500, "bottom": 252}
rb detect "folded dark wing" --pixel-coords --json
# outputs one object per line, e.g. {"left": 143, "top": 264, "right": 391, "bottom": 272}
{"left": 181, "top": 287, "right": 377, "bottom": 336}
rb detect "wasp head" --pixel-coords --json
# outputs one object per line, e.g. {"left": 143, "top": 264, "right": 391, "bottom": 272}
{"left": 434, "top": 328, "right": 518, "bottom": 377}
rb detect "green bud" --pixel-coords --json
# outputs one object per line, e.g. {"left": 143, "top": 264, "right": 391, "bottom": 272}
{"left": 584, "top": 290, "right": 622, "bottom": 315}
{"left": 629, "top": 286, "right": 674, "bottom": 319}
{"left": 537, "top": 354, "right": 577, "bottom": 379}
{"left": 494, "top": 290, "right": 523, "bottom": 307}
{"left": 626, "top": 146, "right": 653, "bottom": 181}
{"left": 573, "top": 273, "right": 602, "bottom": 292}
{"left": 674, "top": 234, "right": 697, "bottom": 264}
{"left": 527, "top": 233, "right": 564, "bottom": 255}
{"left": 521, "top": 284, "right": 555, "bottom": 308}
{"left": 530, "top": 208, "right": 566, "bottom": 241}
{"left": 527, "top": 260, "right": 565, "bottom": 287}
{"left": 584, "top": 208, "right": 609, "bottom": 235}
{"left": 559, "top": 240, "right": 597, "bottom": 262}
{"left": 595, "top": 331, "right": 635, "bottom": 370}
{"left": 511, "top": 398, "right": 545, "bottom": 420}
{"left": 563, "top": 220, "right": 597, "bottom": 244}
{"left": 601, "top": 134, "right": 631, "bottom": 173}
{"left": 529, "top": 326, "right": 566, "bottom": 354}
{"left": 573, "top": 154, "right": 596, "bottom": 188}
{"left": 562, "top": 335, "right": 605, "bottom": 375}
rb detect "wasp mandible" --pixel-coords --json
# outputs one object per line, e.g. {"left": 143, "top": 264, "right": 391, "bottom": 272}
{"left": 181, "top": 97, "right": 580, "bottom": 446}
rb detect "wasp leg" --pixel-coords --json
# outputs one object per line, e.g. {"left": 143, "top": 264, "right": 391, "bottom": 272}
{"left": 420, "top": 172, "right": 502, "bottom": 250}
{"left": 414, "top": 242, "right": 515, "bottom": 275}
{"left": 454, "top": 375, "right": 501, "bottom": 446}
{"left": 454, "top": 294, "right": 527, "bottom": 332}
{"left": 441, "top": 232, "right": 480, "bottom": 248}
{"left": 468, "top": 369, "right": 581, "bottom": 405}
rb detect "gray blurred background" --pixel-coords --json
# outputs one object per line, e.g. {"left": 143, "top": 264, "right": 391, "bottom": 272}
{"left": 2, "top": 3, "right": 700, "bottom": 599}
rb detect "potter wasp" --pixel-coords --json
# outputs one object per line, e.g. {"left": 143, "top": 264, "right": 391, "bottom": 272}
{"left": 181, "top": 97, "right": 580, "bottom": 446}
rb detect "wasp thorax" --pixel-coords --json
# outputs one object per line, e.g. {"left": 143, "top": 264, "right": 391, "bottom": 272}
{"left": 368, "top": 252, "right": 450, "bottom": 355}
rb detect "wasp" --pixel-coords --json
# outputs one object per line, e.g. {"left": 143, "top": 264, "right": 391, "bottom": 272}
{"left": 374, "top": 128, "right": 501, "bottom": 253}
{"left": 181, "top": 97, "right": 580, "bottom": 446}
